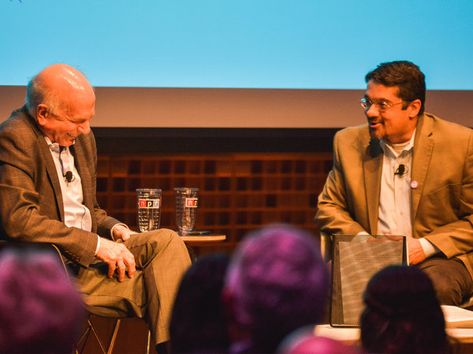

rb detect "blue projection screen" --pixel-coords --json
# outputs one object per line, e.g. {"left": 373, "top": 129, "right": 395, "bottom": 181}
{"left": 1, "top": 0, "right": 472, "bottom": 89}
{"left": 1, "top": 0, "right": 472, "bottom": 128}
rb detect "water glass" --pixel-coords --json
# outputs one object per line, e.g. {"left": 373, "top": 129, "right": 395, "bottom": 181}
{"left": 175, "top": 187, "right": 199, "bottom": 235}
{"left": 136, "top": 188, "right": 162, "bottom": 232}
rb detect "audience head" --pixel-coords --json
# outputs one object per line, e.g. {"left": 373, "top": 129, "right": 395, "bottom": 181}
{"left": 224, "top": 224, "right": 329, "bottom": 353}
{"left": 26, "top": 63, "right": 95, "bottom": 147}
{"left": 0, "top": 248, "right": 86, "bottom": 354}
{"left": 277, "top": 327, "right": 358, "bottom": 354}
{"left": 170, "top": 253, "right": 231, "bottom": 354}
{"left": 360, "top": 265, "right": 448, "bottom": 354}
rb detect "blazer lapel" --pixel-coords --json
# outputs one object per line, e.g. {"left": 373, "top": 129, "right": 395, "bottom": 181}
{"left": 363, "top": 138, "right": 383, "bottom": 234}
{"left": 411, "top": 116, "right": 434, "bottom": 224}
{"left": 71, "top": 138, "right": 97, "bottom": 232}
{"left": 71, "top": 141, "right": 93, "bottom": 209}
{"left": 22, "top": 108, "right": 68, "bottom": 223}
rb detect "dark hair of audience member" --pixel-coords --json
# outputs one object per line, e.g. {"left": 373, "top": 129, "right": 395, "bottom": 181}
{"left": 224, "top": 224, "right": 329, "bottom": 354}
{"left": 360, "top": 265, "right": 449, "bottom": 354}
{"left": 170, "top": 253, "right": 231, "bottom": 354}
{"left": 0, "top": 248, "right": 86, "bottom": 354}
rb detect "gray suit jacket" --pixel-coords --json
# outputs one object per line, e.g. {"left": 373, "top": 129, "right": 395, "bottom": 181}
{"left": 316, "top": 113, "right": 473, "bottom": 276}
{"left": 0, "top": 106, "right": 119, "bottom": 267}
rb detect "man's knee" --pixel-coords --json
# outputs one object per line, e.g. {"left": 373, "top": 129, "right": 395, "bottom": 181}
{"left": 421, "top": 263, "right": 470, "bottom": 305}
{"left": 431, "top": 275, "right": 463, "bottom": 305}
{"left": 142, "top": 228, "right": 182, "bottom": 248}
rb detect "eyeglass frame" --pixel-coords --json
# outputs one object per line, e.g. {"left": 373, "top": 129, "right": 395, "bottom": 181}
{"left": 360, "top": 97, "right": 409, "bottom": 112}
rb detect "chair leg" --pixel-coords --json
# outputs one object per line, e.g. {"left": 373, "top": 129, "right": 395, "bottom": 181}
{"left": 145, "top": 329, "right": 151, "bottom": 354}
{"left": 75, "top": 324, "right": 91, "bottom": 353}
{"left": 107, "top": 319, "right": 121, "bottom": 354}
{"left": 88, "top": 319, "right": 109, "bottom": 354}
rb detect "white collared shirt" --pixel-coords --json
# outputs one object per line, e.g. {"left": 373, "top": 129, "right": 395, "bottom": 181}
{"left": 377, "top": 135, "right": 414, "bottom": 239}
{"left": 376, "top": 132, "right": 437, "bottom": 257}
{"left": 45, "top": 137, "right": 93, "bottom": 232}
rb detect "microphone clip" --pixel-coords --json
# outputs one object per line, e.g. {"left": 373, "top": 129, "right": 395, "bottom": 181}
{"left": 64, "top": 171, "right": 75, "bottom": 183}
{"left": 394, "top": 164, "right": 407, "bottom": 177}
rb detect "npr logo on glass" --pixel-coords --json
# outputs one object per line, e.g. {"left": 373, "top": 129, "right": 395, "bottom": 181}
{"left": 185, "top": 197, "right": 198, "bottom": 208}
{"left": 138, "top": 199, "right": 160, "bottom": 209}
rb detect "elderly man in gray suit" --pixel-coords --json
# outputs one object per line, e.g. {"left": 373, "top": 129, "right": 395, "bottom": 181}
{"left": 0, "top": 64, "right": 191, "bottom": 353}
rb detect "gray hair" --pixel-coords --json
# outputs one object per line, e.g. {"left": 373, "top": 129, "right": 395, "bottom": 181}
{"left": 25, "top": 74, "right": 62, "bottom": 116}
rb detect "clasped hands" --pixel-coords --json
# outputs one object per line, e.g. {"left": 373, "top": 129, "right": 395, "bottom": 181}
{"left": 374, "top": 234, "right": 426, "bottom": 265}
{"left": 95, "top": 224, "right": 138, "bottom": 282}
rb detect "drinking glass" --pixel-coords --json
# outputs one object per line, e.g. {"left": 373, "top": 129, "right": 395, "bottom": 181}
{"left": 174, "top": 187, "right": 199, "bottom": 235}
{"left": 136, "top": 188, "right": 162, "bottom": 232}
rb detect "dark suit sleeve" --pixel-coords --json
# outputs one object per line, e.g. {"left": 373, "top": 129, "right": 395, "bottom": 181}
{"left": 0, "top": 113, "right": 98, "bottom": 266}
{"left": 80, "top": 130, "right": 122, "bottom": 237}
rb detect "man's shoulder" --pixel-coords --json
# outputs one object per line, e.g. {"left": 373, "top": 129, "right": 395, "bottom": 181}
{"left": 334, "top": 123, "right": 370, "bottom": 143}
{"left": 0, "top": 107, "right": 37, "bottom": 138}
{"left": 335, "top": 123, "right": 368, "bottom": 135}
{"left": 0, "top": 108, "right": 39, "bottom": 161}
{"left": 423, "top": 113, "right": 472, "bottom": 135}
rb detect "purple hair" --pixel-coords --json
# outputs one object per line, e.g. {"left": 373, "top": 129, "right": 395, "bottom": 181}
{"left": 226, "top": 224, "right": 329, "bottom": 353}
{"left": 0, "top": 249, "right": 86, "bottom": 354}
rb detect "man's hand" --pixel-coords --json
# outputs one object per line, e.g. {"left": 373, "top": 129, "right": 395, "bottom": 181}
{"left": 112, "top": 224, "right": 138, "bottom": 242}
{"left": 408, "top": 237, "right": 427, "bottom": 265}
{"left": 96, "top": 238, "right": 136, "bottom": 282}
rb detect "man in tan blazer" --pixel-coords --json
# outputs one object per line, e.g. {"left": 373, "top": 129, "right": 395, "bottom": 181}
{"left": 0, "top": 64, "right": 191, "bottom": 352}
{"left": 316, "top": 61, "right": 473, "bottom": 305}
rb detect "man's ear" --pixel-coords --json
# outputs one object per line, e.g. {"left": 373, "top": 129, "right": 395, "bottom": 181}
{"left": 36, "top": 104, "right": 49, "bottom": 127}
{"left": 408, "top": 99, "right": 422, "bottom": 118}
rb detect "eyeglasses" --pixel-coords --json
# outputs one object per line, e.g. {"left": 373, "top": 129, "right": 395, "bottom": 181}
{"left": 360, "top": 97, "right": 405, "bottom": 112}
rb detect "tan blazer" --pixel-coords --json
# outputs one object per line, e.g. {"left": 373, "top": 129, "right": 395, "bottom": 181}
{"left": 316, "top": 113, "right": 473, "bottom": 276}
{"left": 0, "top": 107, "right": 119, "bottom": 267}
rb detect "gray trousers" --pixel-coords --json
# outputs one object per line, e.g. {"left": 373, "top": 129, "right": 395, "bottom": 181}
{"left": 75, "top": 229, "right": 191, "bottom": 344}
{"left": 418, "top": 256, "right": 473, "bottom": 306}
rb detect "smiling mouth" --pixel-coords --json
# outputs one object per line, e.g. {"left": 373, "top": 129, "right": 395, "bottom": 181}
{"left": 369, "top": 121, "right": 382, "bottom": 128}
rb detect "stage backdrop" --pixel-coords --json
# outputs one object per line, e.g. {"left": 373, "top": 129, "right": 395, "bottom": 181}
{"left": 1, "top": 0, "right": 472, "bottom": 127}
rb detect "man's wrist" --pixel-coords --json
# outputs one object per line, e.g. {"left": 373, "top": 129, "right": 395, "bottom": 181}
{"left": 419, "top": 238, "right": 439, "bottom": 258}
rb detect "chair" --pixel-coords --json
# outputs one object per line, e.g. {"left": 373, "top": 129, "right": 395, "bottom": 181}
{"left": 0, "top": 241, "right": 151, "bottom": 354}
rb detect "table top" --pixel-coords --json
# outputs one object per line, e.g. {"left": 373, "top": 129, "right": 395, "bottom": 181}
{"left": 315, "top": 324, "right": 473, "bottom": 344}
{"left": 180, "top": 234, "right": 226, "bottom": 244}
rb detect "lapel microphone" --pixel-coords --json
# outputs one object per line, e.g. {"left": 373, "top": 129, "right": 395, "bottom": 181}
{"left": 394, "top": 164, "right": 406, "bottom": 176}
{"left": 59, "top": 146, "right": 75, "bottom": 183}
{"left": 64, "top": 171, "right": 74, "bottom": 183}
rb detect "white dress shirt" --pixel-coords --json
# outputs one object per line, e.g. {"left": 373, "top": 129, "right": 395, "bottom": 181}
{"left": 45, "top": 137, "right": 100, "bottom": 253}
{"left": 377, "top": 132, "right": 438, "bottom": 257}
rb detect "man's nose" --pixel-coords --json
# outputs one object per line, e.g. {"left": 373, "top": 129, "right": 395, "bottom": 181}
{"left": 365, "top": 104, "right": 380, "bottom": 117}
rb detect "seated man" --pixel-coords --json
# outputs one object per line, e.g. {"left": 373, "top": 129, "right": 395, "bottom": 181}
{"left": 223, "top": 224, "right": 329, "bottom": 354}
{"left": 316, "top": 60, "right": 473, "bottom": 305}
{"left": 0, "top": 64, "right": 191, "bottom": 352}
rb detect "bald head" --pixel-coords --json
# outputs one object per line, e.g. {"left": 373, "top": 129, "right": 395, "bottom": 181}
{"left": 26, "top": 64, "right": 95, "bottom": 117}
{"left": 26, "top": 64, "right": 95, "bottom": 146}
